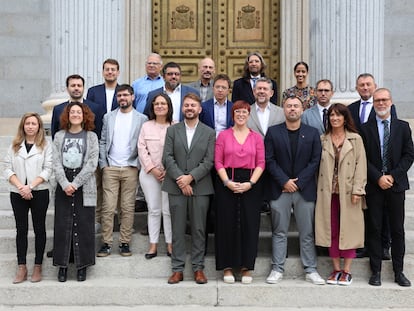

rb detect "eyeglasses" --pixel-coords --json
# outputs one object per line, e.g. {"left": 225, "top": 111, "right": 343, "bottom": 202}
{"left": 234, "top": 109, "right": 249, "bottom": 115}
{"left": 214, "top": 86, "right": 229, "bottom": 90}
{"left": 165, "top": 72, "right": 181, "bottom": 76}
{"left": 373, "top": 98, "right": 391, "bottom": 103}
{"left": 146, "top": 62, "right": 160, "bottom": 66}
{"left": 317, "top": 89, "right": 331, "bottom": 93}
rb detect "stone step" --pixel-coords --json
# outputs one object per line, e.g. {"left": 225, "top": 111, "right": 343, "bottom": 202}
{"left": 1, "top": 251, "right": 412, "bottom": 281}
{"left": 0, "top": 274, "right": 413, "bottom": 308}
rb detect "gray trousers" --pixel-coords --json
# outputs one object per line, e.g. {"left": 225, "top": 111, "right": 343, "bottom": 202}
{"left": 168, "top": 194, "right": 209, "bottom": 273}
{"left": 270, "top": 192, "right": 317, "bottom": 273}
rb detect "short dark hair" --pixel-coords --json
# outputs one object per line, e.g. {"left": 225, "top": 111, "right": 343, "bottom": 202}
{"left": 183, "top": 92, "right": 201, "bottom": 105}
{"left": 294, "top": 61, "right": 309, "bottom": 72}
{"left": 316, "top": 79, "right": 333, "bottom": 91}
{"left": 213, "top": 74, "right": 232, "bottom": 88}
{"left": 103, "top": 58, "right": 120, "bottom": 70}
{"left": 162, "top": 62, "right": 181, "bottom": 75}
{"left": 66, "top": 74, "right": 85, "bottom": 87}
{"left": 116, "top": 84, "right": 134, "bottom": 95}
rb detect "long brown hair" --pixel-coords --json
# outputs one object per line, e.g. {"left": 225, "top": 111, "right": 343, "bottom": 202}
{"left": 325, "top": 103, "right": 358, "bottom": 134}
{"left": 12, "top": 112, "right": 46, "bottom": 153}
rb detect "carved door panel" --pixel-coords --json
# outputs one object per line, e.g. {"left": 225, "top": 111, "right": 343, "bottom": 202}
{"left": 152, "top": 0, "right": 279, "bottom": 84}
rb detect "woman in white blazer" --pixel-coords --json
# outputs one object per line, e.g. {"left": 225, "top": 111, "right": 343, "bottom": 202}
{"left": 4, "top": 113, "right": 52, "bottom": 283}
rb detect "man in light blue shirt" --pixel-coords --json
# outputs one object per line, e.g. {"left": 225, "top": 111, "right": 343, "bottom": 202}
{"left": 131, "top": 53, "right": 164, "bottom": 113}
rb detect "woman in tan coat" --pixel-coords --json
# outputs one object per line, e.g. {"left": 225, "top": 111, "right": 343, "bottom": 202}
{"left": 315, "top": 103, "right": 367, "bottom": 286}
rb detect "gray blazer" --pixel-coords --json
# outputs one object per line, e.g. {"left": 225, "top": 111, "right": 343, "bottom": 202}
{"left": 99, "top": 108, "right": 148, "bottom": 169}
{"left": 301, "top": 104, "right": 325, "bottom": 135}
{"left": 247, "top": 103, "right": 285, "bottom": 138}
{"left": 53, "top": 130, "right": 99, "bottom": 206}
{"left": 162, "top": 121, "right": 216, "bottom": 196}
{"left": 186, "top": 80, "right": 214, "bottom": 102}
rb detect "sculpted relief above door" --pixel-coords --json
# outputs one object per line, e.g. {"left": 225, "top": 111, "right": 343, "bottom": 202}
{"left": 152, "top": 0, "right": 280, "bottom": 84}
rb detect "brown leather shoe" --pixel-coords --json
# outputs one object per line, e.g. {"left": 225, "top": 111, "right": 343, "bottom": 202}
{"left": 168, "top": 272, "right": 183, "bottom": 284}
{"left": 194, "top": 270, "right": 208, "bottom": 284}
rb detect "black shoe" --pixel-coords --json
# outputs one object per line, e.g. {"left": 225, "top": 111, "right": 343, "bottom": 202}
{"left": 77, "top": 268, "right": 87, "bottom": 282}
{"left": 140, "top": 225, "right": 149, "bottom": 236}
{"left": 356, "top": 248, "right": 368, "bottom": 258}
{"left": 261, "top": 201, "right": 270, "bottom": 213}
{"left": 119, "top": 243, "right": 132, "bottom": 256}
{"left": 395, "top": 272, "right": 411, "bottom": 287}
{"left": 135, "top": 200, "right": 147, "bottom": 212}
{"left": 58, "top": 267, "right": 67, "bottom": 282}
{"left": 144, "top": 252, "right": 157, "bottom": 260}
{"left": 382, "top": 248, "right": 391, "bottom": 260}
{"left": 97, "top": 243, "right": 111, "bottom": 257}
{"left": 46, "top": 249, "right": 53, "bottom": 258}
{"left": 368, "top": 272, "right": 381, "bottom": 286}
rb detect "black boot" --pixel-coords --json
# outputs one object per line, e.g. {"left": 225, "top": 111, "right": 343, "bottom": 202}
{"left": 77, "top": 267, "right": 87, "bottom": 282}
{"left": 58, "top": 267, "right": 67, "bottom": 282}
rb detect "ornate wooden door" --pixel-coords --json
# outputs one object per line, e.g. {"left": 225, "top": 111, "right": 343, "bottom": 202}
{"left": 152, "top": 0, "right": 280, "bottom": 84}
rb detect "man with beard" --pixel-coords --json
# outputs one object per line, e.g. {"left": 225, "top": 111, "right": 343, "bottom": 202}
{"left": 361, "top": 88, "right": 414, "bottom": 287}
{"left": 144, "top": 62, "right": 199, "bottom": 122}
{"left": 186, "top": 57, "right": 215, "bottom": 102}
{"left": 264, "top": 96, "right": 325, "bottom": 285}
{"left": 232, "top": 51, "right": 278, "bottom": 105}
{"left": 97, "top": 84, "right": 148, "bottom": 257}
{"left": 51, "top": 74, "right": 105, "bottom": 139}
{"left": 162, "top": 93, "right": 215, "bottom": 284}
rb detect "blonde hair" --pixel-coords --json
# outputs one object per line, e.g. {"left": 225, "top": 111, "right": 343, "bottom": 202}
{"left": 12, "top": 112, "right": 46, "bottom": 153}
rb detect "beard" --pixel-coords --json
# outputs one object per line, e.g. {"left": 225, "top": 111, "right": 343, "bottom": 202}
{"left": 374, "top": 106, "right": 391, "bottom": 117}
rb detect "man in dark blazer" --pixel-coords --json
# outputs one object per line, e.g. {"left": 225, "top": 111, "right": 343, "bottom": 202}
{"left": 264, "top": 96, "right": 325, "bottom": 285}
{"left": 51, "top": 74, "right": 105, "bottom": 139}
{"left": 361, "top": 88, "right": 414, "bottom": 287}
{"left": 199, "top": 73, "right": 233, "bottom": 133}
{"left": 231, "top": 51, "right": 278, "bottom": 105}
{"left": 348, "top": 73, "right": 395, "bottom": 260}
{"left": 143, "top": 62, "right": 200, "bottom": 121}
{"left": 162, "top": 93, "right": 215, "bottom": 285}
{"left": 86, "top": 58, "right": 119, "bottom": 115}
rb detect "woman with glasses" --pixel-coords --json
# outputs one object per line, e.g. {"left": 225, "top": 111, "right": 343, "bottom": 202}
{"left": 214, "top": 100, "right": 265, "bottom": 284}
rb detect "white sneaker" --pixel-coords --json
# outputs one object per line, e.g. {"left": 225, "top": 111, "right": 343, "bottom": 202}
{"left": 266, "top": 270, "right": 283, "bottom": 284}
{"left": 306, "top": 272, "right": 325, "bottom": 285}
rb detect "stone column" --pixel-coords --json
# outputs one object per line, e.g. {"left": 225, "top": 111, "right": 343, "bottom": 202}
{"left": 42, "top": 0, "right": 126, "bottom": 124}
{"left": 279, "top": 0, "right": 310, "bottom": 96}
{"left": 309, "top": 0, "right": 384, "bottom": 103}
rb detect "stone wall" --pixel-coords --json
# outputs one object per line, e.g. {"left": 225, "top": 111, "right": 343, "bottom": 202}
{"left": 384, "top": 0, "right": 414, "bottom": 118}
{"left": 0, "top": 0, "right": 51, "bottom": 117}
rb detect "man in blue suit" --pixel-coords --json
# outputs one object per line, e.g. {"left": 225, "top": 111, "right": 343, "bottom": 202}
{"left": 264, "top": 96, "right": 325, "bottom": 285}
{"left": 51, "top": 74, "right": 105, "bottom": 139}
{"left": 301, "top": 79, "right": 334, "bottom": 135}
{"left": 143, "top": 62, "right": 200, "bottom": 122}
{"left": 87, "top": 58, "right": 120, "bottom": 116}
{"left": 199, "top": 73, "right": 233, "bottom": 134}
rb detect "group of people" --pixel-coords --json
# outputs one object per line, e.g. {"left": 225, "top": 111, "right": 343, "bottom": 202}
{"left": 4, "top": 52, "right": 414, "bottom": 289}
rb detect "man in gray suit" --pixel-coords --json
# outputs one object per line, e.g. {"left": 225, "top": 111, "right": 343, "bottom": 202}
{"left": 97, "top": 84, "right": 148, "bottom": 257}
{"left": 301, "top": 79, "right": 334, "bottom": 135}
{"left": 162, "top": 93, "right": 216, "bottom": 285}
{"left": 186, "top": 57, "right": 215, "bottom": 102}
{"left": 247, "top": 77, "right": 285, "bottom": 138}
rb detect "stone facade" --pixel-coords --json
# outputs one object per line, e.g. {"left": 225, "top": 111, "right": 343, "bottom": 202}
{"left": 0, "top": 0, "right": 413, "bottom": 118}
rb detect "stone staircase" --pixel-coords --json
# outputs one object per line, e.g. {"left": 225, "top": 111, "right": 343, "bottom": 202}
{"left": 1, "top": 131, "right": 414, "bottom": 309}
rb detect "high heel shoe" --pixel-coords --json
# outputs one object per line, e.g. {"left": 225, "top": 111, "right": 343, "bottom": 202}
{"left": 31, "top": 264, "right": 42, "bottom": 283}
{"left": 13, "top": 264, "right": 27, "bottom": 284}
{"left": 58, "top": 267, "right": 67, "bottom": 282}
{"left": 145, "top": 252, "right": 157, "bottom": 259}
{"left": 77, "top": 267, "right": 87, "bottom": 282}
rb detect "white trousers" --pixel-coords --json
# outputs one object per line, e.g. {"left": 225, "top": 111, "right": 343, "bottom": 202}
{"left": 139, "top": 169, "right": 172, "bottom": 244}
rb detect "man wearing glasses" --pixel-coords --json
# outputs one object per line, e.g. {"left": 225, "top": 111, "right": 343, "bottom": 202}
{"left": 144, "top": 62, "right": 200, "bottom": 122}
{"left": 302, "top": 79, "right": 334, "bottom": 135}
{"left": 131, "top": 53, "right": 165, "bottom": 113}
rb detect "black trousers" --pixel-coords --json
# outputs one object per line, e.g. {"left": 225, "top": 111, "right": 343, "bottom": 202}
{"left": 366, "top": 188, "right": 405, "bottom": 274}
{"left": 11, "top": 189, "right": 49, "bottom": 265}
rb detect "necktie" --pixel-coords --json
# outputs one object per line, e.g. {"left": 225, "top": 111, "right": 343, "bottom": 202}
{"left": 251, "top": 77, "right": 258, "bottom": 89}
{"left": 323, "top": 108, "right": 328, "bottom": 131}
{"left": 382, "top": 119, "right": 390, "bottom": 173}
{"left": 360, "top": 101, "right": 368, "bottom": 124}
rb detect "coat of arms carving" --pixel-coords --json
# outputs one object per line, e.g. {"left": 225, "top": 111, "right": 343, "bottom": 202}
{"left": 236, "top": 4, "right": 260, "bottom": 29}
{"left": 171, "top": 4, "right": 195, "bottom": 29}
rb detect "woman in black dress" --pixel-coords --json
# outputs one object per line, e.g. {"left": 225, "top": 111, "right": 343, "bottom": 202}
{"left": 52, "top": 102, "right": 99, "bottom": 282}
